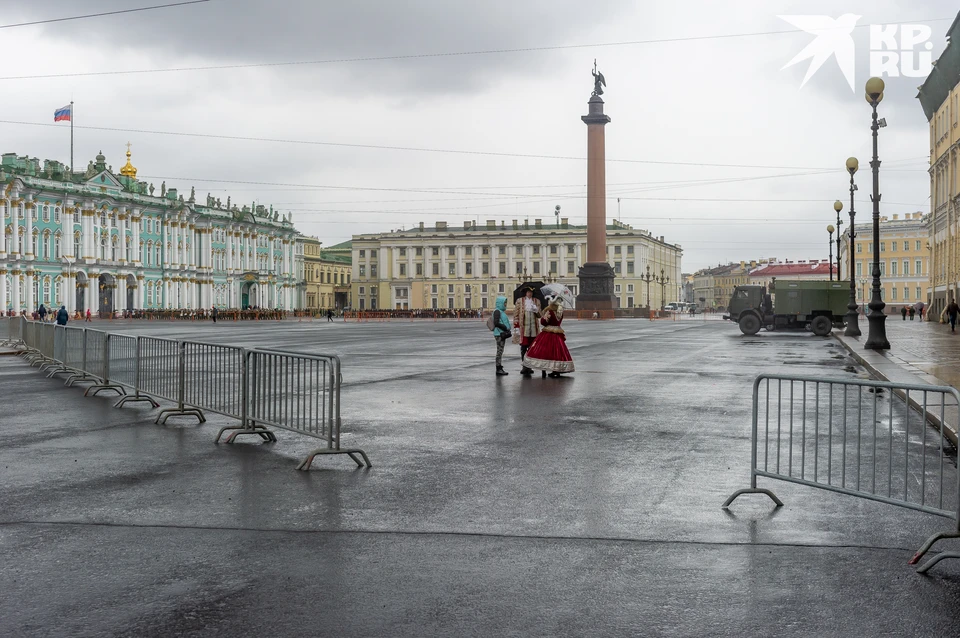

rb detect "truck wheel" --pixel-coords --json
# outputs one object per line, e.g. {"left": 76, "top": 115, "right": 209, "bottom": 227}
{"left": 811, "top": 315, "right": 832, "bottom": 336}
{"left": 738, "top": 313, "right": 761, "bottom": 335}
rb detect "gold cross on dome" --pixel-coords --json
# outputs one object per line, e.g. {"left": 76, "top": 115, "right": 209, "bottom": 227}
{"left": 125, "top": 141, "right": 132, "bottom": 153}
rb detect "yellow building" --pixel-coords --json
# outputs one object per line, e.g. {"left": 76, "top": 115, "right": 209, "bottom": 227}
{"left": 350, "top": 218, "right": 682, "bottom": 311}
{"left": 300, "top": 236, "right": 352, "bottom": 310}
{"left": 918, "top": 14, "right": 960, "bottom": 314}
{"left": 839, "top": 213, "right": 930, "bottom": 309}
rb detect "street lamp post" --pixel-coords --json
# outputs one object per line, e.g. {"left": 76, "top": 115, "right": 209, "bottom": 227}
{"left": 833, "top": 200, "right": 844, "bottom": 279}
{"left": 864, "top": 77, "right": 889, "bottom": 350}
{"left": 640, "top": 264, "right": 654, "bottom": 310}
{"left": 655, "top": 268, "right": 670, "bottom": 311}
{"left": 844, "top": 157, "right": 861, "bottom": 336}
{"left": 827, "top": 224, "right": 835, "bottom": 281}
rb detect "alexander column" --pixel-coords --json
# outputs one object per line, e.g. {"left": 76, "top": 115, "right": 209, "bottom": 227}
{"left": 576, "top": 61, "right": 617, "bottom": 310}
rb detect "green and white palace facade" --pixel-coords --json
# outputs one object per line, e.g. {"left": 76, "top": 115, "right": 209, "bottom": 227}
{"left": 0, "top": 149, "right": 300, "bottom": 313}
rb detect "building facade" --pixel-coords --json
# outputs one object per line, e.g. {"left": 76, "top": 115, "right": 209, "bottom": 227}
{"left": 918, "top": 14, "right": 960, "bottom": 314}
{"left": 839, "top": 213, "right": 930, "bottom": 310}
{"left": 300, "top": 236, "right": 352, "bottom": 310}
{"left": 748, "top": 261, "right": 835, "bottom": 289}
{"left": 0, "top": 149, "right": 300, "bottom": 313}
{"left": 350, "top": 218, "right": 682, "bottom": 311}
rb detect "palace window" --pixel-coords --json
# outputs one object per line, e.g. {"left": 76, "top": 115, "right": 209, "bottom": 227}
{"left": 399, "top": 264, "right": 406, "bottom": 276}
{"left": 399, "top": 247, "right": 406, "bottom": 257}
{"left": 550, "top": 245, "right": 557, "bottom": 255}
{"left": 615, "top": 263, "right": 622, "bottom": 274}
{"left": 903, "top": 241, "right": 909, "bottom": 251}
{"left": 550, "top": 261, "right": 557, "bottom": 274}
{"left": 416, "top": 263, "right": 423, "bottom": 276}
{"left": 55, "top": 234, "right": 61, "bottom": 259}
{"left": 891, "top": 242, "right": 897, "bottom": 252}
{"left": 615, "top": 246, "right": 621, "bottom": 255}
{"left": 359, "top": 249, "right": 365, "bottom": 258}
{"left": 448, "top": 284, "right": 454, "bottom": 293}
{"left": 916, "top": 260, "right": 922, "bottom": 275}
{"left": 568, "top": 261, "right": 575, "bottom": 274}
{"left": 627, "top": 261, "right": 635, "bottom": 274}
{"left": 54, "top": 207, "right": 61, "bottom": 223}
{"left": 371, "top": 265, "right": 377, "bottom": 277}
{"left": 628, "top": 246, "right": 634, "bottom": 254}
{"left": 482, "top": 247, "right": 489, "bottom": 255}
{"left": 74, "top": 233, "right": 81, "bottom": 258}
{"left": 465, "top": 246, "right": 472, "bottom": 256}
{"left": 567, "top": 245, "right": 574, "bottom": 255}
{"left": 42, "top": 206, "right": 50, "bottom": 222}
{"left": 432, "top": 263, "right": 439, "bottom": 275}
{"left": 465, "top": 263, "right": 473, "bottom": 275}
{"left": 448, "top": 263, "right": 455, "bottom": 276}
{"left": 515, "top": 263, "right": 523, "bottom": 274}
{"left": 416, "top": 247, "right": 423, "bottom": 256}
{"left": 515, "top": 245, "right": 523, "bottom": 256}
{"left": 359, "top": 265, "right": 365, "bottom": 276}
{"left": 499, "top": 262, "right": 506, "bottom": 274}
{"left": 432, "top": 247, "right": 439, "bottom": 256}
{"left": 533, "top": 245, "right": 540, "bottom": 255}
{"left": 448, "top": 246, "right": 455, "bottom": 257}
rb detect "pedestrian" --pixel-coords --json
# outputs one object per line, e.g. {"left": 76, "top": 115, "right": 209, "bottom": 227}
{"left": 327, "top": 309, "right": 334, "bottom": 322}
{"left": 513, "top": 287, "right": 541, "bottom": 375}
{"left": 211, "top": 306, "right": 218, "bottom": 323}
{"left": 85, "top": 308, "right": 92, "bottom": 322}
{"left": 55, "top": 305, "right": 68, "bottom": 326}
{"left": 901, "top": 306, "right": 907, "bottom": 321}
{"left": 492, "top": 296, "right": 512, "bottom": 376}
{"left": 37, "top": 304, "right": 47, "bottom": 322}
{"left": 909, "top": 306, "right": 916, "bottom": 320}
{"left": 523, "top": 294, "right": 575, "bottom": 378}
{"left": 947, "top": 299, "right": 960, "bottom": 334}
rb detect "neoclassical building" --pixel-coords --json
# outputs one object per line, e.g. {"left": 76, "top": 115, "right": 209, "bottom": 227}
{"left": 1, "top": 148, "right": 300, "bottom": 313}
{"left": 350, "top": 218, "right": 682, "bottom": 311}
{"left": 299, "top": 236, "right": 352, "bottom": 310}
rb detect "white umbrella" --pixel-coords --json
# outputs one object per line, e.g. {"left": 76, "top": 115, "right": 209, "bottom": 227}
{"left": 541, "top": 283, "right": 575, "bottom": 308}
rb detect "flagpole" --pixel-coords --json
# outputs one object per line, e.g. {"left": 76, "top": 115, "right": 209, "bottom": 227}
{"left": 70, "top": 101, "right": 74, "bottom": 178}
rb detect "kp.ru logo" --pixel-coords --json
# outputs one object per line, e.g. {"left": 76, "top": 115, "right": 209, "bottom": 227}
{"left": 779, "top": 15, "right": 934, "bottom": 91}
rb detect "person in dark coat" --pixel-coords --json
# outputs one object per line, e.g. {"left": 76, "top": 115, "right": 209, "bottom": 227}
{"left": 211, "top": 306, "right": 218, "bottom": 323}
{"left": 55, "top": 306, "right": 68, "bottom": 325}
{"left": 946, "top": 300, "right": 960, "bottom": 334}
{"left": 38, "top": 304, "right": 48, "bottom": 322}
{"left": 901, "top": 306, "right": 907, "bottom": 320}
{"left": 327, "top": 309, "right": 334, "bottom": 322}
{"left": 909, "top": 306, "right": 916, "bottom": 320}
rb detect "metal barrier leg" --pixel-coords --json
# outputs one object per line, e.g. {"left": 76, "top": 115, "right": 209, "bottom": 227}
{"left": 916, "top": 549, "right": 960, "bottom": 574}
{"left": 156, "top": 404, "right": 206, "bottom": 425}
{"left": 84, "top": 383, "right": 126, "bottom": 397}
{"left": 214, "top": 423, "right": 277, "bottom": 444}
{"left": 721, "top": 488, "right": 784, "bottom": 508}
{"left": 909, "top": 531, "right": 960, "bottom": 567}
{"left": 296, "top": 446, "right": 372, "bottom": 471}
{"left": 114, "top": 391, "right": 160, "bottom": 409}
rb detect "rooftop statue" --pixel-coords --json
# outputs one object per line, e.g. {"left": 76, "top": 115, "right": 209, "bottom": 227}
{"left": 591, "top": 59, "right": 606, "bottom": 97}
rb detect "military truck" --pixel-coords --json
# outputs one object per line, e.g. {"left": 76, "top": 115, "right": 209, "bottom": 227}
{"left": 724, "top": 279, "right": 850, "bottom": 336}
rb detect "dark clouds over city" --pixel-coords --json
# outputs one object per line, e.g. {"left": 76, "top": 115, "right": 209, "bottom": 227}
{"left": 0, "top": 0, "right": 953, "bottom": 269}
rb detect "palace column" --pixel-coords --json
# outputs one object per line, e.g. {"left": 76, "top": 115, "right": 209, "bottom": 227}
{"left": 0, "top": 200, "right": 7, "bottom": 259}
{"left": 10, "top": 196, "right": 20, "bottom": 257}
{"left": 83, "top": 274, "right": 95, "bottom": 312}
{"left": 576, "top": 87, "right": 617, "bottom": 310}
{"left": 11, "top": 269, "right": 21, "bottom": 311}
{"left": 131, "top": 209, "right": 141, "bottom": 265}
{"left": 0, "top": 268, "right": 7, "bottom": 311}
{"left": 63, "top": 272, "right": 75, "bottom": 313}
{"left": 24, "top": 197, "right": 34, "bottom": 261}
{"left": 119, "top": 209, "right": 129, "bottom": 264}
{"left": 24, "top": 268, "right": 35, "bottom": 311}
{"left": 81, "top": 205, "right": 95, "bottom": 261}
{"left": 117, "top": 276, "right": 127, "bottom": 312}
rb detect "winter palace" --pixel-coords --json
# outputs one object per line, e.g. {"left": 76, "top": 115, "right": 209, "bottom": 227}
{"left": 0, "top": 148, "right": 301, "bottom": 313}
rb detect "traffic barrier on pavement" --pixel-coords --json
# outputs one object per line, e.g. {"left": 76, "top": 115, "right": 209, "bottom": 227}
{"left": 214, "top": 348, "right": 370, "bottom": 470}
{"left": 723, "top": 373, "right": 960, "bottom": 574}
{"left": 12, "top": 319, "right": 369, "bottom": 471}
{"left": 0, "top": 316, "right": 23, "bottom": 347}
{"left": 576, "top": 310, "right": 615, "bottom": 320}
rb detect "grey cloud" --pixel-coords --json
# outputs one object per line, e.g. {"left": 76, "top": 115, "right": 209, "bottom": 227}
{"left": 10, "top": 0, "right": 632, "bottom": 95}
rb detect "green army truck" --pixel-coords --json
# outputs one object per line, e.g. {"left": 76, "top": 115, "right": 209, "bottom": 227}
{"left": 724, "top": 280, "right": 850, "bottom": 336}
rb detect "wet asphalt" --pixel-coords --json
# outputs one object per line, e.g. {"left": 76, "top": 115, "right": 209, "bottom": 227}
{"left": 2, "top": 317, "right": 960, "bottom": 637}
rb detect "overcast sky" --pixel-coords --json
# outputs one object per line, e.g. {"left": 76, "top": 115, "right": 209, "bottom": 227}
{"left": 0, "top": 0, "right": 951, "bottom": 270}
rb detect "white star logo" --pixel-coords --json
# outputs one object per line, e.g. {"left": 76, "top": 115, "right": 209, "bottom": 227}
{"left": 779, "top": 14, "right": 861, "bottom": 91}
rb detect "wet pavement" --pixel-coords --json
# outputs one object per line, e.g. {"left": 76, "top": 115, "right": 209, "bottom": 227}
{"left": 2, "top": 318, "right": 960, "bottom": 636}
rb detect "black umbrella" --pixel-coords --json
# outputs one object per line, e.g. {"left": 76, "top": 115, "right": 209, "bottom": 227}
{"left": 513, "top": 281, "right": 547, "bottom": 305}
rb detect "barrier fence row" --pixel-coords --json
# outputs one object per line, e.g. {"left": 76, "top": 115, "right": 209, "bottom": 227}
{"left": 2, "top": 315, "right": 369, "bottom": 471}
{"left": 723, "top": 373, "right": 960, "bottom": 574}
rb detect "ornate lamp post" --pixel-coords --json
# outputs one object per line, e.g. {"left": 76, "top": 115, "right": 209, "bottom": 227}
{"left": 833, "top": 200, "right": 844, "bottom": 278}
{"left": 655, "top": 268, "right": 670, "bottom": 311}
{"left": 864, "top": 77, "right": 889, "bottom": 350}
{"left": 844, "top": 157, "right": 861, "bottom": 336}
{"left": 639, "top": 264, "right": 654, "bottom": 309}
{"left": 827, "top": 225, "right": 835, "bottom": 280}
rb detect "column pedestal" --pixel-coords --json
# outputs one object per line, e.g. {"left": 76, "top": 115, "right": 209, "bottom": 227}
{"left": 576, "top": 262, "right": 617, "bottom": 310}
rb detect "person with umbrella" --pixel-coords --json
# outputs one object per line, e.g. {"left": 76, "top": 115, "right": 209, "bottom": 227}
{"left": 523, "top": 284, "right": 576, "bottom": 378}
{"left": 513, "top": 284, "right": 543, "bottom": 375}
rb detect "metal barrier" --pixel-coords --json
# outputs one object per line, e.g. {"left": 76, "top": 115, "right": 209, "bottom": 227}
{"left": 215, "top": 348, "right": 371, "bottom": 470}
{"left": 0, "top": 316, "right": 23, "bottom": 347}
{"left": 723, "top": 373, "right": 960, "bottom": 574}
{"left": 12, "top": 319, "right": 370, "bottom": 471}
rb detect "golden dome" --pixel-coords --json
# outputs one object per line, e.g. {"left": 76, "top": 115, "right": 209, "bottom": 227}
{"left": 119, "top": 142, "right": 137, "bottom": 178}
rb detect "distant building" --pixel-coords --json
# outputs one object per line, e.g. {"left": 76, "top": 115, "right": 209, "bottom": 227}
{"left": 0, "top": 148, "right": 300, "bottom": 313}
{"left": 839, "top": 212, "right": 930, "bottom": 310}
{"left": 299, "top": 236, "right": 352, "bottom": 310}
{"left": 350, "top": 218, "right": 682, "bottom": 311}
{"left": 918, "top": 13, "right": 960, "bottom": 314}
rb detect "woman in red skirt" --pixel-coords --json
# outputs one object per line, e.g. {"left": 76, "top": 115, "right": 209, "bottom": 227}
{"left": 523, "top": 295, "right": 575, "bottom": 377}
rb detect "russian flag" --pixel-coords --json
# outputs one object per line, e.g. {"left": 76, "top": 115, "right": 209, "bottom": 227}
{"left": 54, "top": 104, "right": 72, "bottom": 122}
